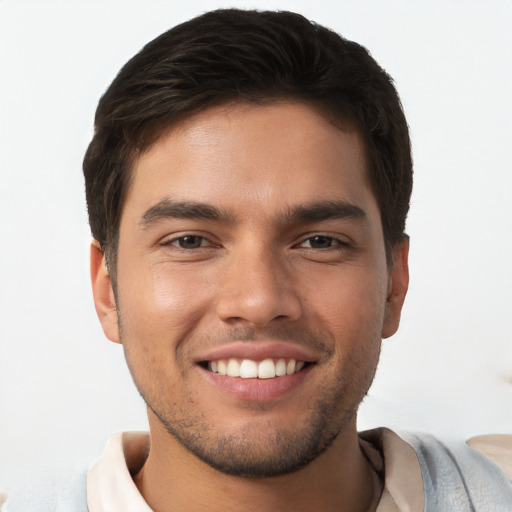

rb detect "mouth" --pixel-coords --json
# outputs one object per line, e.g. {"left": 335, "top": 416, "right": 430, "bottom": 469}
{"left": 195, "top": 342, "right": 319, "bottom": 401}
{"left": 199, "top": 358, "right": 312, "bottom": 379}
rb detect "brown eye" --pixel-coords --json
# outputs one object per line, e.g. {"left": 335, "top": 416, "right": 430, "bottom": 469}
{"left": 304, "top": 236, "right": 335, "bottom": 249}
{"left": 175, "top": 236, "right": 206, "bottom": 249}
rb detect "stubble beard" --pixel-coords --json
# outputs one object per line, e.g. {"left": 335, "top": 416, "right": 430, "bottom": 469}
{"left": 120, "top": 317, "right": 380, "bottom": 478}
{"left": 148, "top": 381, "right": 357, "bottom": 478}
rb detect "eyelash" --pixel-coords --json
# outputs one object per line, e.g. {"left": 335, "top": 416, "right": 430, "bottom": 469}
{"left": 161, "top": 233, "right": 349, "bottom": 251}
{"left": 161, "top": 235, "right": 215, "bottom": 250}
{"left": 296, "top": 234, "right": 349, "bottom": 250}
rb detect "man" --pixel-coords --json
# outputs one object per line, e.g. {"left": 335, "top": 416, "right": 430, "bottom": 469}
{"left": 81, "top": 8, "right": 510, "bottom": 512}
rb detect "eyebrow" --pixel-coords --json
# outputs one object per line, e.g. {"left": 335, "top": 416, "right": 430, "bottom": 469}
{"left": 281, "top": 200, "right": 368, "bottom": 224}
{"left": 140, "top": 198, "right": 367, "bottom": 228}
{"left": 140, "top": 199, "right": 234, "bottom": 227}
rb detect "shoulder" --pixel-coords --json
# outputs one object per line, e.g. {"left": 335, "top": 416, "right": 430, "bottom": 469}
{"left": 0, "top": 466, "right": 88, "bottom": 512}
{"left": 398, "top": 430, "right": 512, "bottom": 511}
{"left": 360, "top": 428, "right": 512, "bottom": 511}
{"left": 467, "top": 433, "right": 512, "bottom": 480}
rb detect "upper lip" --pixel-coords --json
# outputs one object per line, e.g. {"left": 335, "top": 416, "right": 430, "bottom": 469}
{"left": 195, "top": 341, "right": 319, "bottom": 363}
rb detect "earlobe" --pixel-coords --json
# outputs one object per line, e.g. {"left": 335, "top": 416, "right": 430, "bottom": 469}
{"left": 382, "top": 237, "right": 410, "bottom": 339}
{"left": 90, "top": 240, "right": 121, "bottom": 344}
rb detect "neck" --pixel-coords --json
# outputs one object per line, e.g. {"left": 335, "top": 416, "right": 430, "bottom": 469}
{"left": 134, "top": 416, "right": 381, "bottom": 512}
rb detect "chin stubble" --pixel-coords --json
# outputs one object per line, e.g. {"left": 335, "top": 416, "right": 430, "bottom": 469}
{"left": 147, "top": 382, "right": 356, "bottom": 478}
{"left": 118, "top": 313, "right": 380, "bottom": 478}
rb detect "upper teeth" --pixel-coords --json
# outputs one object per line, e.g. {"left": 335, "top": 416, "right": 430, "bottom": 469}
{"left": 210, "top": 358, "right": 305, "bottom": 379}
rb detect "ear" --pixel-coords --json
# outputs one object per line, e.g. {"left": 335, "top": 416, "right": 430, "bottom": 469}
{"left": 90, "top": 240, "right": 120, "bottom": 344}
{"left": 381, "top": 237, "right": 410, "bottom": 339}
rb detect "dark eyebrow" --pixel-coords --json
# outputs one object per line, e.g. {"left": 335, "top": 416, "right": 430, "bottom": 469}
{"left": 140, "top": 199, "right": 233, "bottom": 227}
{"left": 140, "top": 198, "right": 367, "bottom": 228}
{"left": 282, "top": 200, "right": 368, "bottom": 224}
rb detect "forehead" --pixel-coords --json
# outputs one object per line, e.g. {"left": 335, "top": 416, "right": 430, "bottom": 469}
{"left": 124, "top": 101, "right": 376, "bottom": 222}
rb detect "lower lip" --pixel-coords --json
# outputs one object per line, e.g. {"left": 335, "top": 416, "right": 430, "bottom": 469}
{"left": 200, "top": 365, "right": 313, "bottom": 402}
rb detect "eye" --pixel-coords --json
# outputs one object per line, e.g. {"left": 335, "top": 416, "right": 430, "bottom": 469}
{"left": 299, "top": 235, "right": 342, "bottom": 249}
{"left": 167, "top": 235, "right": 211, "bottom": 249}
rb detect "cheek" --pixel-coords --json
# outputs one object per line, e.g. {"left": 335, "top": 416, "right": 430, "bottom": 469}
{"left": 117, "top": 263, "right": 213, "bottom": 349}
{"left": 303, "top": 262, "right": 388, "bottom": 345}
{"left": 117, "top": 266, "right": 208, "bottom": 396}
{"left": 312, "top": 268, "right": 385, "bottom": 392}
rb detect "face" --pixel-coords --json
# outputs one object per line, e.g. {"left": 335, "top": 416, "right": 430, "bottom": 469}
{"left": 92, "top": 101, "right": 408, "bottom": 477}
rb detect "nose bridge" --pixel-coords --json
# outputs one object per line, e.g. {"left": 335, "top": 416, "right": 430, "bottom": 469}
{"left": 215, "top": 239, "right": 301, "bottom": 327}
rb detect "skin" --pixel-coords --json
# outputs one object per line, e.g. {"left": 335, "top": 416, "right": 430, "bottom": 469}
{"left": 91, "top": 101, "right": 409, "bottom": 512}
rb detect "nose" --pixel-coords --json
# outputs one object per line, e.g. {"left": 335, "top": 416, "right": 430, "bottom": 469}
{"left": 215, "top": 246, "right": 302, "bottom": 328}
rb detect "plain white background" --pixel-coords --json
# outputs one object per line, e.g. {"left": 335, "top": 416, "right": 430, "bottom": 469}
{"left": 1, "top": 0, "right": 511, "bottom": 493}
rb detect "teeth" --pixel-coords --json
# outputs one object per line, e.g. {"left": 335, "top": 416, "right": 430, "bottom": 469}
{"left": 208, "top": 357, "right": 307, "bottom": 379}
{"left": 217, "top": 360, "right": 227, "bottom": 375}
{"left": 227, "top": 359, "right": 241, "bottom": 377}
{"left": 275, "top": 359, "right": 287, "bottom": 376}
{"left": 258, "top": 359, "right": 276, "bottom": 379}
{"left": 240, "top": 359, "right": 258, "bottom": 378}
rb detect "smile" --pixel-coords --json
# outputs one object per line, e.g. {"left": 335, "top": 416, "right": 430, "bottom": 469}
{"left": 207, "top": 358, "right": 307, "bottom": 379}
{"left": 197, "top": 344, "right": 317, "bottom": 401}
